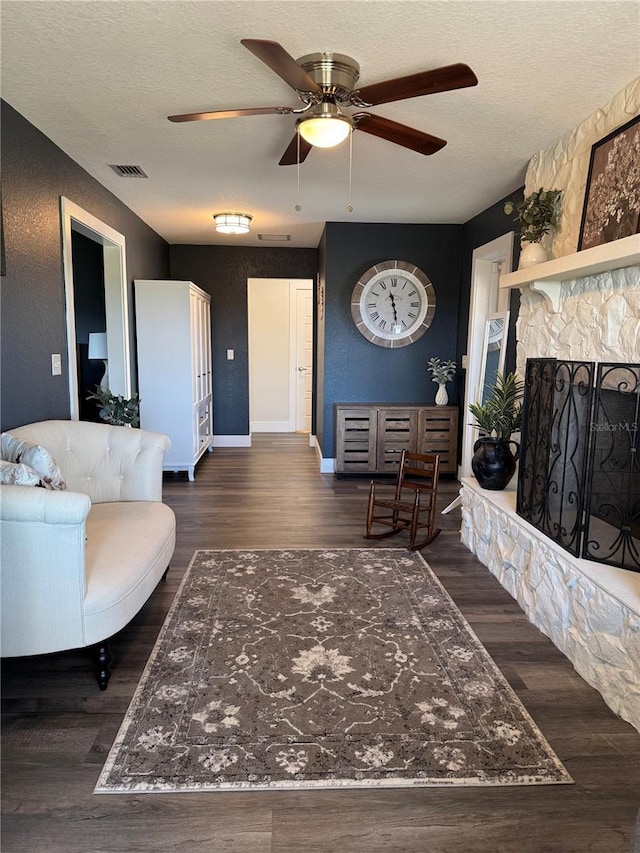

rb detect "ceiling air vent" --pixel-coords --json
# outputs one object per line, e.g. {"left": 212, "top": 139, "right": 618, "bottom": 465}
{"left": 109, "top": 164, "right": 148, "bottom": 178}
{"left": 258, "top": 234, "right": 290, "bottom": 242}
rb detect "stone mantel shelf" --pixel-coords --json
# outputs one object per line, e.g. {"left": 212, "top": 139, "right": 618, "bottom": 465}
{"left": 499, "top": 233, "right": 640, "bottom": 312}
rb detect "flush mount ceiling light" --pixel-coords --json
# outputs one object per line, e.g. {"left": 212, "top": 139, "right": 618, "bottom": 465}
{"left": 297, "top": 103, "right": 353, "bottom": 148}
{"left": 213, "top": 213, "right": 253, "bottom": 234}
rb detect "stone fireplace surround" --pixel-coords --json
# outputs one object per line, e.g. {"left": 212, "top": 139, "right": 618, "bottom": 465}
{"left": 461, "top": 78, "right": 640, "bottom": 732}
{"left": 461, "top": 478, "right": 640, "bottom": 731}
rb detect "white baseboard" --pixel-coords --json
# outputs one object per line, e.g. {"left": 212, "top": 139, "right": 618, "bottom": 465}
{"left": 213, "top": 434, "right": 252, "bottom": 447}
{"left": 310, "top": 435, "right": 335, "bottom": 473}
{"left": 250, "top": 421, "right": 293, "bottom": 432}
{"left": 319, "top": 457, "right": 336, "bottom": 474}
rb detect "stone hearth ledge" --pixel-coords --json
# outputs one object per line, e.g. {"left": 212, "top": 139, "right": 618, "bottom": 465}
{"left": 460, "top": 477, "right": 640, "bottom": 732}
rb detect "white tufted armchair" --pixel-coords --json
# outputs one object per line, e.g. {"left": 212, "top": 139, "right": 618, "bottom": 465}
{"left": 0, "top": 420, "right": 176, "bottom": 689}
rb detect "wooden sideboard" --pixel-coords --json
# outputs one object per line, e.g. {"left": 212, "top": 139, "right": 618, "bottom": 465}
{"left": 335, "top": 404, "right": 458, "bottom": 475}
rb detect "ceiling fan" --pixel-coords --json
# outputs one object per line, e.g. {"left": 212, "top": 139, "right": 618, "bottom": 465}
{"left": 168, "top": 39, "right": 478, "bottom": 165}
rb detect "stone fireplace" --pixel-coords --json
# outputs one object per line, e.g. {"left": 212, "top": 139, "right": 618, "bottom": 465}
{"left": 461, "top": 79, "right": 640, "bottom": 731}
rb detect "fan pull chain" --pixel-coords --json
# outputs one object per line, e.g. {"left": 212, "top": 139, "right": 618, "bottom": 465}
{"left": 295, "top": 131, "right": 302, "bottom": 212}
{"left": 347, "top": 131, "right": 353, "bottom": 213}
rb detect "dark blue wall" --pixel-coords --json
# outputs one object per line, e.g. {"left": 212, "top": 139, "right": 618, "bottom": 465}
{"left": 319, "top": 222, "right": 463, "bottom": 458}
{"left": 169, "top": 245, "right": 318, "bottom": 435}
{"left": 0, "top": 100, "right": 170, "bottom": 431}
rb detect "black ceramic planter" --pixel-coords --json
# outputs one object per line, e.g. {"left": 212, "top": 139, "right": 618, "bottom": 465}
{"left": 471, "top": 438, "right": 519, "bottom": 490}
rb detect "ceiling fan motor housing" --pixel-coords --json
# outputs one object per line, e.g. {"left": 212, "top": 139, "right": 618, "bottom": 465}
{"left": 296, "top": 52, "right": 360, "bottom": 101}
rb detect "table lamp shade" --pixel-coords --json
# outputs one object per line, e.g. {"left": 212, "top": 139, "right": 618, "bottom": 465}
{"left": 88, "top": 332, "right": 109, "bottom": 389}
{"left": 88, "top": 332, "right": 108, "bottom": 360}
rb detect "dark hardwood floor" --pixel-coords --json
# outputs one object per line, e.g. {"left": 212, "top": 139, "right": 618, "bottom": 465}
{"left": 2, "top": 434, "right": 639, "bottom": 853}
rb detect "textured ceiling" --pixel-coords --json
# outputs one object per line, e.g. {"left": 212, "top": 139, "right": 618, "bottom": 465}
{"left": 2, "top": 1, "right": 639, "bottom": 248}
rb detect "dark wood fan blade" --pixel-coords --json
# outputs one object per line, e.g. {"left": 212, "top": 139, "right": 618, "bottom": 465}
{"left": 168, "top": 106, "right": 293, "bottom": 122}
{"left": 279, "top": 134, "right": 313, "bottom": 166}
{"left": 241, "top": 39, "right": 321, "bottom": 93}
{"left": 356, "top": 63, "right": 478, "bottom": 106}
{"left": 353, "top": 113, "right": 446, "bottom": 155}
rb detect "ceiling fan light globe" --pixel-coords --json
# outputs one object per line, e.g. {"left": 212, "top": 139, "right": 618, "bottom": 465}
{"left": 298, "top": 115, "right": 352, "bottom": 148}
{"left": 213, "top": 213, "right": 252, "bottom": 234}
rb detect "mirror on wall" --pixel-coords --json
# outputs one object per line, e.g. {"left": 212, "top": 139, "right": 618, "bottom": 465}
{"left": 478, "top": 311, "right": 509, "bottom": 403}
{"left": 61, "top": 197, "right": 131, "bottom": 420}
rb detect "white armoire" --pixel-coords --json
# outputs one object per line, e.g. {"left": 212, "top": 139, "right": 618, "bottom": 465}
{"left": 134, "top": 280, "right": 213, "bottom": 480}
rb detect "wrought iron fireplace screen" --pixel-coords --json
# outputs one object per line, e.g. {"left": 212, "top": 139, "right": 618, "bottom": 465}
{"left": 517, "top": 360, "right": 639, "bottom": 573}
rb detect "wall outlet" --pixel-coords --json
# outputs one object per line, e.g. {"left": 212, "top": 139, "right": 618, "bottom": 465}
{"left": 226, "top": 349, "right": 234, "bottom": 360}
{"left": 461, "top": 354, "right": 468, "bottom": 369}
{"left": 51, "top": 353, "right": 62, "bottom": 376}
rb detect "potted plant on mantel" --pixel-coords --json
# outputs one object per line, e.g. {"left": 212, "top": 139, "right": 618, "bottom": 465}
{"left": 87, "top": 386, "right": 141, "bottom": 427}
{"left": 505, "top": 188, "right": 562, "bottom": 269}
{"left": 468, "top": 371, "right": 524, "bottom": 490}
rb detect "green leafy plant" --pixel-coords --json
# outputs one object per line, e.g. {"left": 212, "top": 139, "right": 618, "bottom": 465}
{"left": 468, "top": 372, "right": 524, "bottom": 442}
{"left": 427, "top": 357, "right": 457, "bottom": 385}
{"left": 504, "top": 188, "right": 562, "bottom": 243}
{"left": 87, "top": 386, "right": 140, "bottom": 427}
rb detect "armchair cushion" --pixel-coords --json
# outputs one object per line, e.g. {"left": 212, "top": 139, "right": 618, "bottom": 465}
{"left": 84, "top": 501, "right": 175, "bottom": 642}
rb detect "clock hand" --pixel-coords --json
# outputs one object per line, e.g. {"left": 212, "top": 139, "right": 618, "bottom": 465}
{"left": 389, "top": 292, "right": 398, "bottom": 322}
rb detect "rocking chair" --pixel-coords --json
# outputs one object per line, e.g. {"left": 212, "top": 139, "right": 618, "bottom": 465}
{"left": 365, "top": 450, "right": 441, "bottom": 551}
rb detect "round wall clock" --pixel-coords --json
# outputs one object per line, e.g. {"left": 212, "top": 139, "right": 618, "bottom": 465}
{"left": 350, "top": 260, "right": 436, "bottom": 348}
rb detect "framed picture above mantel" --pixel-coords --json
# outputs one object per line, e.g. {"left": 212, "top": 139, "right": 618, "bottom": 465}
{"left": 578, "top": 114, "right": 640, "bottom": 252}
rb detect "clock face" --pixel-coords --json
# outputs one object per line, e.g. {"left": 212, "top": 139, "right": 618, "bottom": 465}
{"left": 351, "top": 260, "right": 436, "bottom": 348}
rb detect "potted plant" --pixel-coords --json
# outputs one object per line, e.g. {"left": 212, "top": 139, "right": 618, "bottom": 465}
{"left": 468, "top": 371, "right": 524, "bottom": 490}
{"left": 87, "top": 386, "right": 141, "bottom": 427}
{"left": 504, "top": 188, "right": 562, "bottom": 269}
{"left": 427, "top": 357, "right": 456, "bottom": 406}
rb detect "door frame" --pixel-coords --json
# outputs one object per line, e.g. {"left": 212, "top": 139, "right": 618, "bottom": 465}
{"left": 289, "top": 280, "right": 313, "bottom": 432}
{"left": 248, "top": 277, "right": 313, "bottom": 433}
{"left": 460, "top": 232, "right": 514, "bottom": 478}
{"left": 61, "top": 197, "right": 131, "bottom": 419}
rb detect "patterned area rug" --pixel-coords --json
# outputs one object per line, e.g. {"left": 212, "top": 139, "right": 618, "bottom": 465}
{"left": 96, "top": 549, "right": 572, "bottom": 792}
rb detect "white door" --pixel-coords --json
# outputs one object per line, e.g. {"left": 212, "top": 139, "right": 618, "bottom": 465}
{"left": 294, "top": 285, "right": 313, "bottom": 432}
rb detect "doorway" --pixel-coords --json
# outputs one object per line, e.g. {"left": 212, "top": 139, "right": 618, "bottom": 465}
{"left": 61, "top": 197, "right": 131, "bottom": 419}
{"left": 248, "top": 278, "right": 313, "bottom": 433}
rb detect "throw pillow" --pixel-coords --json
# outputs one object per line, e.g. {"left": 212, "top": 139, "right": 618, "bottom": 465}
{"left": 0, "top": 433, "right": 66, "bottom": 490}
{"left": 0, "top": 460, "right": 47, "bottom": 487}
